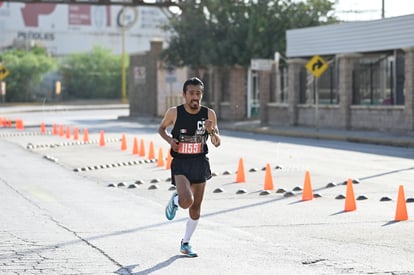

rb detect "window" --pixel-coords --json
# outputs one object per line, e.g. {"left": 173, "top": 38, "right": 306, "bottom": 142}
{"left": 273, "top": 65, "right": 288, "bottom": 103}
{"left": 353, "top": 51, "right": 404, "bottom": 106}
{"left": 317, "top": 59, "right": 338, "bottom": 104}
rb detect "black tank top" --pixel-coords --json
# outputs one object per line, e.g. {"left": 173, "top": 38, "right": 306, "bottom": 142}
{"left": 171, "top": 104, "right": 209, "bottom": 158}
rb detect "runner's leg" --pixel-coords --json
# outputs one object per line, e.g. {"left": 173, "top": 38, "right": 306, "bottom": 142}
{"left": 189, "top": 182, "right": 206, "bottom": 220}
{"left": 182, "top": 182, "right": 206, "bottom": 253}
{"left": 174, "top": 175, "right": 193, "bottom": 209}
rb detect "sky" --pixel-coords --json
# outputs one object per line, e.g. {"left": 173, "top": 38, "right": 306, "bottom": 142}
{"left": 333, "top": 0, "right": 414, "bottom": 21}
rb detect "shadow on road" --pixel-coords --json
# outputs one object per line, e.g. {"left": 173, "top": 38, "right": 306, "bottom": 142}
{"left": 115, "top": 255, "right": 186, "bottom": 275}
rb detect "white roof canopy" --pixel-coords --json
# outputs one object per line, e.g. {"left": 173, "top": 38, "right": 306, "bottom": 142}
{"left": 286, "top": 14, "right": 414, "bottom": 58}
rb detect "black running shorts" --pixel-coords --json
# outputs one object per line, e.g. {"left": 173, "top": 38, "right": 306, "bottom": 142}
{"left": 171, "top": 156, "right": 212, "bottom": 185}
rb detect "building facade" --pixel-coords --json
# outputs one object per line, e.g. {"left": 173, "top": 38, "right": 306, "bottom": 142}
{"left": 262, "top": 14, "right": 414, "bottom": 133}
{"left": 128, "top": 14, "right": 414, "bottom": 134}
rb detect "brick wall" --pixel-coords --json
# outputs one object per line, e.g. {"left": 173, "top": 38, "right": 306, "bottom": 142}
{"left": 227, "top": 66, "right": 247, "bottom": 120}
{"left": 128, "top": 40, "right": 162, "bottom": 117}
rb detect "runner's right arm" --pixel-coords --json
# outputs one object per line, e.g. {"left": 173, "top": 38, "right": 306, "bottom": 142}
{"left": 158, "top": 107, "right": 179, "bottom": 152}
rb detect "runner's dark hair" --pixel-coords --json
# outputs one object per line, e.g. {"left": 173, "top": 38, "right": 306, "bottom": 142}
{"left": 183, "top": 77, "right": 204, "bottom": 93}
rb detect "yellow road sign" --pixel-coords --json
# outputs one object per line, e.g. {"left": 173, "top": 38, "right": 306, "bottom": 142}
{"left": 0, "top": 65, "right": 10, "bottom": 80}
{"left": 305, "top": 55, "right": 328, "bottom": 78}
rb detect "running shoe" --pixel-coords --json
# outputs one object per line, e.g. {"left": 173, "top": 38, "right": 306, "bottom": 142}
{"left": 165, "top": 192, "right": 178, "bottom": 220}
{"left": 180, "top": 240, "right": 198, "bottom": 257}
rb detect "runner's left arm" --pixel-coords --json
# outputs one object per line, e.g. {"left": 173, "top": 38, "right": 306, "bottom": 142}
{"left": 205, "top": 109, "right": 221, "bottom": 147}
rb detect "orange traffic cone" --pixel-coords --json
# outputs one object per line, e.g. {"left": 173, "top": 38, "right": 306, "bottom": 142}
{"left": 235, "top": 157, "right": 246, "bottom": 183}
{"left": 132, "top": 137, "right": 139, "bottom": 155}
{"left": 99, "top": 130, "right": 106, "bottom": 146}
{"left": 52, "top": 124, "right": 58, "bottom": 135}
{"left": 73, "top": 127, "right": 79, "bottom": 140}
{"left": 344, "top": 178, "right": 356, "bottom": 212}
{"left": 121, "top": 134, "right": 127, "bottom": 150}
{"left": 59, "top": 125, "right": 64, "bottom": 137}
{"left": 83, "top": 128, "right": 89, "bottom": 143}
{"left": 139, "top": 139, "right": 146, "bottom": 157}
{"left": 157, "top": 148, "right": 165, "bottom": 167}
{"left": 395, "top": 185, "right": 408, "bottom": 221}
{"left": 166, "top": 150, "right": 172, "bottom": 170}
{"left": 40, "top": 122, "right": 46, "bottom": 134}
{"left": 263, "top": 163, "right": 274, "bottom": 190}
{"left": 148, "top": 141, "right": 155, "bottom": 160}
{"left": 66, "top": 125, "right": 71, "bottom": 139}
{"left": 15, "top": 119, "right": 24, "bottom": 130}
{"left": 301, "top": 170, "right": 314, "bottom": 201}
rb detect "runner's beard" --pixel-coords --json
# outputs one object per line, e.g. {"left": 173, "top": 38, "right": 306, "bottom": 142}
{"left": 189, "top": 100, "right": 199, "bottom": 110}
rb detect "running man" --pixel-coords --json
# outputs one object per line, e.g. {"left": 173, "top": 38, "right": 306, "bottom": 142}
{"left": 158, "top": 77, "right": 221, "bottom": 257}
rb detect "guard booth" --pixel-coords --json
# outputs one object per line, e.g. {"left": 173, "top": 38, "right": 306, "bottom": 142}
{"left": 247, "top": 59, "right": 273, "bottom": 118}
{"left": 247, "top": 69, "right": 260, "bottom": 118}
{"left": 164, "top": 66, "right": 180, "bottom": 109}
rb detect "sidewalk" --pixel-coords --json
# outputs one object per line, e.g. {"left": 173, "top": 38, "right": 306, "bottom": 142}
{"left": 219, "top": 120, "right": 414, "bottom": 148}
{"left": 1, "top": 102, "right": 413, "bottom": 148}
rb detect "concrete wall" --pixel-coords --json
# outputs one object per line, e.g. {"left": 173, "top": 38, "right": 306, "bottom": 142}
{"left": 350, "top": 106, "right": 407, "bottom": 131}
{"left": 267, "top": 103, "right": 289, "bottom": 126}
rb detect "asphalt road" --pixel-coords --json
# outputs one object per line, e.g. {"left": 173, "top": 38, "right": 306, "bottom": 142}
{"left": 1, "top": 105, "right": 414, "bottom": 275}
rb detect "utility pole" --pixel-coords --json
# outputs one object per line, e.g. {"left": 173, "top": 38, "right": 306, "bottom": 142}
{"left": 121, "top": 6, "right": 127, "bottom": 104}
{"left": 382, "top": 0, "right": 385, "bottom": 18}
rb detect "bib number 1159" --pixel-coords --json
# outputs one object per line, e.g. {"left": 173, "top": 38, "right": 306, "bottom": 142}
{"left": 178, "top": 142, "right": 202, "bottom": 154}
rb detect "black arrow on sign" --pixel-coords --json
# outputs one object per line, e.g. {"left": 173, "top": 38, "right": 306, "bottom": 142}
{"left": 0, "top": 68, "right": 7, "bottom": 75}
{"left": 312, "top": 59, "right": 323, "bottom": 71}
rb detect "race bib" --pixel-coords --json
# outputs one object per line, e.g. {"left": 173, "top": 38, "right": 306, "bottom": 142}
{"left": 178, "top": 135, "right": 204, "bottom": 154}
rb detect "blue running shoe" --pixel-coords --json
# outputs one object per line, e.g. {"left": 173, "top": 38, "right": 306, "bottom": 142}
{"left": 180, "top": 240, "right": 198, "bottom": 257}
{"left": 165, "top": 192, "right": 178, "bottom": 220}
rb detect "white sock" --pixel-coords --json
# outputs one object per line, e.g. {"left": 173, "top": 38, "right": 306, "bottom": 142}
{"left": 174, "top": 195, "right": 179, "bottom": 206}
{"left": 182, "top": 217, "right": 199, "bottom": 243}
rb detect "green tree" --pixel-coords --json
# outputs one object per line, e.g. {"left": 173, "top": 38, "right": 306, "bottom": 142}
{"left": 162, "top": 0, "right": 336, "bottom": 68}
{"left": 61, "top": 46, "right": 124, "bottom": 99}
{"left": 0, "top": 47, "right": 58, "bottom": 102}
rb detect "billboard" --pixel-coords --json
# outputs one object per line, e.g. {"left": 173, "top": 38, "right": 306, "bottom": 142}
{"left": 0, "top": 1, "right": 171, "bottom": 55}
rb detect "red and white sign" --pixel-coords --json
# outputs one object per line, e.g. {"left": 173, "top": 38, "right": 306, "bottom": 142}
{"left": 0, "top": 3, "right": 170, "bottom": 55}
